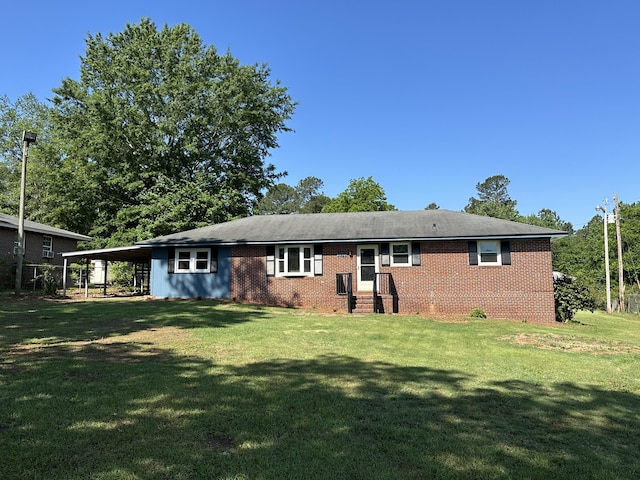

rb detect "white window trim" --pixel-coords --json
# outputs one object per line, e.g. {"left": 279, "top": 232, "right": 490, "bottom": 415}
{"left": 478, "top": 240, "right": 501, "bottom": 266}
{"left": 42, "top": 235, "right": 53, "bottom": 252}
{"left": 390, "top": 242, "right": 411, "bottom": 267}
{"left": 276, "top": 244, "right": 314, "bottom": 277}
{"left": 175, "top": 248, "right": 210, "bottom": 273}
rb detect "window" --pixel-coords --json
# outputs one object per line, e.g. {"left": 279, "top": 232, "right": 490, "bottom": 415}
{"left": 390, "top": 243, "right": 410, "bottom": 266}
{"left": 175, "top": 248, "right": 211, "bottom": 273}
{"left": 478, "top": 241, "right": 500, "bottom": 265}
{"left": 276, "top": 245, "right": 314, "bottom": 276}
{"left": 43, "top": 236, "right": 52, "bottom": 252}
{"left": 42, "top": 236, "right": 53, "bottom": 258}
{"left": 381, "top": 242, "right": 421, "bottom": 266}
{"left": 468, "top": 240, "right": 511, "bottom": 266}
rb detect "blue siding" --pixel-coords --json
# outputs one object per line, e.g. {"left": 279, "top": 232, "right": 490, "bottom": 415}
{"left": 150, "top": 247, "right": 231, "bottom": 298}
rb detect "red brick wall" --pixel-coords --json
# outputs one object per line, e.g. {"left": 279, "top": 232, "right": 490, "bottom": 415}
{"left": 379, "top": 239, "right": 555, "bottom": 323}
{"left": 230, "top": 243, "right": 356, "bottom": 312}
{"left": 229, "top": 239, "right": 556, "bottom": 323}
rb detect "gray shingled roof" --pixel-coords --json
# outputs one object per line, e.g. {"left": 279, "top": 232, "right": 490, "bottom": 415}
{"left": 0, "top": 212, "right": 91, "bottom": 241}
{"left": 138, "top": 210, "right": 566, "bottom": 246}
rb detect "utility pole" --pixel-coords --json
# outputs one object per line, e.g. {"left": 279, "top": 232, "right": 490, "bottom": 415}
{"left": 15, "top": 131, "right": 37, "bottom": 295}
{"left": 596, "top": 202, "right": 611, "bottom": 314}
{"left": 614, "top": 194, "right": 625, "bottom": 312}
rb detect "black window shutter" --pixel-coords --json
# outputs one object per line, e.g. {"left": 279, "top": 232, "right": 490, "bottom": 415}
{"left": 266, "top": 245, "right": 275, "bottom": 276}
{"left": 501, "top": 241, "right": 511, "bottom": 265}
{"left": 210, "top": 247, "right": 218, "bottom": 273}
{"left": 168, "top": 247, "right": 175, "bottom": 273}
{"left": 468, "top": 241, "right": 478, "bottom": 266}
{"left": 411, "top": 242, "right": 421, "bottom": 266}
{"left": 380, "top": 242, "right": 390, "bottom": 266}
{"left": 314, "top": 244, "right": 323, "bottom": 275}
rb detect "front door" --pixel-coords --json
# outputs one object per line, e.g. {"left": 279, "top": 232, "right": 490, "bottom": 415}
{"left": 357, "top": 245, "right": 378, "bottom": 291}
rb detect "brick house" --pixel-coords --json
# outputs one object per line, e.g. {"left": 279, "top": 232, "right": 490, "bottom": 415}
{"left": 138, "top": 210, "right": 565, "bottom": 322}
{"left": 0, "top": 212, "right": 91, "bottom": 287}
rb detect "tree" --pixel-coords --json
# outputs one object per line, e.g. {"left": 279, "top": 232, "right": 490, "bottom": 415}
{"left": 425, "top": 203, "right": 440, "bottom": 210}
{"left": 50, "top": 19, "right": 295, "bottom": 246}
{"left": 322, "top": 177, "right": 396, "bottom": 213}
{"left": 299, "top": 193, "right": 330, "bottom": 214}
{"left": 254, "top": 176, "right": 329, "bottom": 214}
{"left": 619, "top": 201, "right": 640, "bottom": 290}
{"left": 551, "top": 215, "right": 614, "bottom": 310}
{"left": 522, "top": 209, "right": 574, "bottom": 233}
{"left": 465, "top": 175, "right": 519, "bottom": 220}
{"left": 295, "top": 176, "right": 330, "bottom": 213}
{"left": 254, "top": 183, "right": 298, "bottom": 214}
{"left": 553, "top": 201, "right": 640, "bottom": 309}
{"left": 0, "top": 93, "right": 53, "bottom": 219}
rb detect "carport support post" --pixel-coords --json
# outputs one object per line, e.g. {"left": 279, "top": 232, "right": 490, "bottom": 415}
{"left": 85, "top": 262, "right": 89, "bottom": 298}
{"left": 62, "top": 258, "right": 68, "bottom": 297}
{"left": 103, "top": 261, "right": 108, "bottom": 296}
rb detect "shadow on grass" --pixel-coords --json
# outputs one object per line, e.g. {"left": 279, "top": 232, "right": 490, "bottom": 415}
{"left": 1, "top": 339, "right": 638, "bottom": 479}
{"left": 0, "top": 298, "right": 262, "bottom": 347}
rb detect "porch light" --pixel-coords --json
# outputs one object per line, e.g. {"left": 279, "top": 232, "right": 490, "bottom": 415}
{"left": 22, "top": 131, "right": 37, "bottom": 144}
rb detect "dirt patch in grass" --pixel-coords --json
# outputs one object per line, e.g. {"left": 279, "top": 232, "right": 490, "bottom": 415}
{"left": 5, "top": 327, "right": 192, "bottom": 360}
{"left": 205, "top": 432, "right": 236, "bottom": 453}
{"left": 501, "top": 333, "right": 640, "bottom": 354}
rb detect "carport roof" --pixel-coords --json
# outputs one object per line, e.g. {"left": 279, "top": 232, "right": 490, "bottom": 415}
{"left": 61, "top": 245, "right": 152, "bottom": 263}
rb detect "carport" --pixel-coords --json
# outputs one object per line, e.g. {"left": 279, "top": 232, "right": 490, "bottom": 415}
{"left": 61, "top": 245, "right": 153, "bottom": 297}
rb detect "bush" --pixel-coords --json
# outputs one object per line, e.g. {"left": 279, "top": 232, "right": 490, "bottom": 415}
{"left": 553, "top": 273, "right": 596, "bottom": 322}
{"left": 110, "top": 262, "right": 135, "bottom": 289}
{"left": 38, "top": 264, "right": 58, "bottom": 296}
{"left": 470, "top": 307, "right": 487, "bottom": 318}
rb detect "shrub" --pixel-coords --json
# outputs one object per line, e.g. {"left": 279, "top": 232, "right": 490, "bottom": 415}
{"left": 470, "top": 307, "right": 487, "bottom": 318}
{"left": 553, "top": 272, "right": 596, "bottom": 322}
{"left": 110, "top": 262, "right": 135, "bottom": 289}
{"left": 38, "top": 264, "right": 58, "bottom": 296}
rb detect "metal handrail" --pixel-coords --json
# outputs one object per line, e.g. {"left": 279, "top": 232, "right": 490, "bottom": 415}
{"left": 336, "top": 273, "right": 353, "bottom": 313}
{"left": 373, "top": 273, "right": 392, "bottom": 313}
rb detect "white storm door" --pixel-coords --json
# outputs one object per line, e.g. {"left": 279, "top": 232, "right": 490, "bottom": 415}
{"left": 357, "top": 245, "right": 378, "bottom": 292}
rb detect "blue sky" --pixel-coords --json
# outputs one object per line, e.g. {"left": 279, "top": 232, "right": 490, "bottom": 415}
{"left": 2, "top": 1, "right": 638, "bottom": 229}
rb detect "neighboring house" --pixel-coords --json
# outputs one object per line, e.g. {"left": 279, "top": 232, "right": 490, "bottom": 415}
{"left": 135, "top": 210, "right": 565, "bottom": 323}
{"left": 0, "top": 212, "right": 91, "bottom": 287}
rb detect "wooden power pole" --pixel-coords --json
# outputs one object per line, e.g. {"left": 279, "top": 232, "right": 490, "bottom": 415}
{"left": 614, "top": 194, "right": 625, "bottom": 312}
{"left": 15, "top": 131, "right": 37, "bottom": 294}
{"left": 596, "top": 202, "right": 612, "bottom": 314}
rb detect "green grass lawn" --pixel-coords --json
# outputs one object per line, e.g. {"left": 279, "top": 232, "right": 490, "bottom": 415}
{"left": 1, "top": 297, "right": 639, "bottom": 479}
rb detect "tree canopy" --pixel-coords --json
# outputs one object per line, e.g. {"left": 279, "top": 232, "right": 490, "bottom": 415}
{"left": 321, "top": 177, "right": 395, "bottom": 213}
{"left": 522, "top": 208, "right": 574, "bottom": 234}
{"left": 0, "top": 93, "right": 53, "bottom": 217}
{"left": 619, "top": 201, "right": 640, "bottom": 290}
{"left": 254, "top": 176, "right": 329, "bottom": 215}
{"left": 49, "top": 19, "right": 295, "bottom": 246}
{"left": 465, "top": 174, "right": 519, "bottom": 221}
